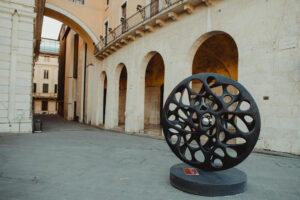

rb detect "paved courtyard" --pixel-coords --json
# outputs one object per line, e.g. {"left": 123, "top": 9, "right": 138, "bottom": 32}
{"left": 0, "top": 115, "right": 299, "bottom": 200}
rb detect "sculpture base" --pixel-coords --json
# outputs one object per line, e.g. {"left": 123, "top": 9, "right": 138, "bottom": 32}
{"left": 170, "top": 163, "right": 247, "bottom": 196}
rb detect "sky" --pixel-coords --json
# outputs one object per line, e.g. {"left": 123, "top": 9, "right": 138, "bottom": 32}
{"left": 41, "top": 16, "right": 62, "bottom": 40}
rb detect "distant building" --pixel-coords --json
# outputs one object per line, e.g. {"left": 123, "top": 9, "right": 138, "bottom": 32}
{"left": 33, "top": 39, "right": 59, "bottom": 114}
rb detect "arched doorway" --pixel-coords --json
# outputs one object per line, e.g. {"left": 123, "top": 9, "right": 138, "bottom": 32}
{"left": 99, "top": 71, "right": 107, "bottom": 125}
{"left": 191, "top": 32, "right": 238, "bottom": 95}
{"left": 118, "top": 64, "right": 127, "bottom": 129}
{"left": 144, "top": 53, "right": 165, "bottom": 136}
{"left": 192, "top": 32, "right": 238, "bottom": 79}
{"left": 191, "top": 31, "right": 239, "bottom": 140}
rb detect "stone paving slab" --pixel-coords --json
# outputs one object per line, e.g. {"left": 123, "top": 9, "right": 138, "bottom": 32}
{"left": 0, "top": 115, "right": 299, "bottom": 200}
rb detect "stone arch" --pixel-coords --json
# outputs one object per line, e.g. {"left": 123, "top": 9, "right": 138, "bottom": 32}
{"left": 187, "top": 31, "right": 238, "bottom": 80}
{"left": 113, "top": 63, "right": 128, "bottom": 129}
{"left": 142, "top": 51, "right": 165, "bottom": 136}
{"left": 44, "top": 3, "right": 100, "bottom": 48}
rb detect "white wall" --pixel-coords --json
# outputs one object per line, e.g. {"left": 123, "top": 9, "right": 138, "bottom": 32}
{"left": 0, "top": 0, "right": 35, "bottom": 132}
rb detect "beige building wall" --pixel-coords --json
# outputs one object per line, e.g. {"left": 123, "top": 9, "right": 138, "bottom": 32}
{"left": 63, "top": 29, "right": 92, "bottom": 122}
{"left": 0, "top": 0, "right": 36, "bottom": 132}
{"left": 82, "top": 0, "right": 300, "bottom": 154}
{"left": 33, "top": 54, "right": 58, "bottom": 115}
{"left": 33, "top": 100, "right": 57, "bottom": 114}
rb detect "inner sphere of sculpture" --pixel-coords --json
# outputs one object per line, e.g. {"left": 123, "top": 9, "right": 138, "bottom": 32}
{"left": 162, "top": 73, "right": 261, "bottom": 171}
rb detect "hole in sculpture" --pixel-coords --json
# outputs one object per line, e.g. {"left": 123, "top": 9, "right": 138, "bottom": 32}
{"left": 212, "top": 103, "right": 219, "bottom": 111}
{"left": 182, "top": 89, "right": 190, "bottom": 106}
{"left": 168, "top": 115, "right": 176, "bottom": 121}
{"left": 191, "top": 79, "right": 204, "bottom": 94}
{"left": 213, "top": 158, "right": 223, "bottom": 168}
{"left": 178, "top": 117, "right": 185, "bottom": 123}
{"left": 169, "top": 128, "right": 178, "bottom": 134}
{"left": 185, "top": 149, "right": 192, "bottom": 161}
{"left": 226, "top": 137, "right": 246, "bottom": 145}
{"left": 169, "top": 103, "right": 177, "bottom": 111}
{"left": 240, "top": 101, "right": 250, "bottom": 111}
{"left": 170, "top": 135, "right": 178, "bottom": 145}
{"left": 185, "top": 126, "right": 191, "bottom": 132}
{"left": 219, "top": 131, "right": 225, "bottom": 142}
{"left": 195, "top": 150, "right": 205, "bottom": 162}
{"left": 192, "top": 112, "right": 197, "bottom": 120}
{"left": 189, "top": 140, "right": 199, "bottom": 149}
{"left": 236, "top": 116, "right": 249, "bottom": 133}
{"left": 180, "top": 136, "right": 185, "bottom": 146}
{"left": 227, "top": 85, "right": 239, "bottom": 95}
{"left": 244, "top": 115, "right": 253, "bottom": 123}
{"left": 175, "top": 92, "right": 181, "bottom": 102}
{"left": 226, "top": 147, "right": 237, "bottom": 158}
{"left": 211, "top": 85, "right": 223, "bottom": 96}
{"left": 178, "top": 109, "right": 187, "bottom": 119}
{"left": 223, "top": 121, "right": 237, "bottom": 133}
{"left": 214, "top": 148, "right": 225, "bottom": 157}
{"left": 228, "top": 101, "right": 238, "bottom": 111}
{"left": 186, "top": 133, "right": 191, "bottom": 141}
{"left": 200, "top": 135, "right": 209, "bottom": 146}
{"left": 223, "top": 95, "right": 232, "bottom": 103}
{"left": 207, "top": 76, "right": 217, "bottom": 87}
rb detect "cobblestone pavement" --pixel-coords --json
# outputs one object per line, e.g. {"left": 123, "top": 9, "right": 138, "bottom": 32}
{"left": 0, "top": 115, "right": 299, "bottom": 200}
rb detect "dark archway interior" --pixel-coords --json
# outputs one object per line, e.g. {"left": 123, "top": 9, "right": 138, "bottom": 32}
{"left": 118, "top": 66, "right": 127, "bottom": 126}
{"left": 192, "top": 33, "right": 238, "bottom": 93}
{"left": 144, "top": 53, "right": 165, "bottom": 135}
{"left": 103, "top": 74, "right": 107, "bottom": 125}
{"left": 192, "top": 33, "right": 238, "bottom": 79}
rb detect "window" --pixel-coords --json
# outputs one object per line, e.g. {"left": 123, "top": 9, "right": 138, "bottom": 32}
{"left": 42, "top": 101, "right": 48, "bottom": 111}
{"left": 33, "top": 83, "right": 36, "bottom": 93}
{"left": 73, "top": 34, "right": 79, "bottom": 78}
{"left": 68, "top": 0, "right": 84, "bottom": 4}
{"left": 104, "top": 21, "right": 108, "bottom": 45}
{"left": 43, "top": 84, "right": 49, "bottom": 93}
{"left": 54, "top": 84, "right": 58, "bottom": 93}
{"left": 44, "top": 70, "right": 49, "bottom": 79}
{"left": 150, "top": 0, "right": 159, "bottom": 17}
{"left": 121, "top": 2, "right": 127, "bottom": 33}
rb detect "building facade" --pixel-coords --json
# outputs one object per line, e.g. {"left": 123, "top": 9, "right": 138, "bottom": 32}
{"left": 32, "top": 40, "right": 59, "bottom": 115}
{"left": 0, "top": 0, "right": 37, "bottom": 132}
{"left": 0, "top": 0, "right": 299, "bottom": 155}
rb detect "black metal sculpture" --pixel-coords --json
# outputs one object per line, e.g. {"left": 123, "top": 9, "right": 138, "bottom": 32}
{"left": 162, "top": 73, "right": 261, "bottom": 196}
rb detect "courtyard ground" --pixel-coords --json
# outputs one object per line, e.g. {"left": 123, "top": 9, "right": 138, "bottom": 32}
{"left": 0, "top": 115, "right": 299, "bottom": 200}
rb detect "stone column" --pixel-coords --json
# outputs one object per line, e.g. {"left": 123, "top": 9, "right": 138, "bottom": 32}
{"left": 8, "top": 10, "right": 19, "bottom": 124}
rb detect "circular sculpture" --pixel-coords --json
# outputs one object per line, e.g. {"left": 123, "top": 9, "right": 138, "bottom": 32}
{"left": 162, "top": 73, "right": 260, "bottom": 171}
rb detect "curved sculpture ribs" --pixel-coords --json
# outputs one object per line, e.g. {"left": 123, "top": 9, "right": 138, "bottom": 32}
{"left": 162, "top": 73, "right": 260, "bottom": 171}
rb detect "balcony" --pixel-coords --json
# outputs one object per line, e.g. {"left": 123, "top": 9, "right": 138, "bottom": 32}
{"left": 94, "top": 0, "right": 210, "bottom": 59}
{"left": 66, "top": 0, "right": 84, "bottom": 4}
{"left": 40, "top": 38, "right": 60, "bottom": 54}
{"left": 33, "top": 92, "right": 58, "bottom": 100}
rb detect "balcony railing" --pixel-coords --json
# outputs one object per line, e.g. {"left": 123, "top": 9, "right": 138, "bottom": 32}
{"left": 33, "top": 92, "right": 58, "bottom": 98}
{"left": 66, "top": 0, "right": 84, "bottom": 4}
{"left": 96, "top": 0, "right": 183, "bottom": 50}
{"left": 40, "top": 38, "right": 60, "bottom": 54}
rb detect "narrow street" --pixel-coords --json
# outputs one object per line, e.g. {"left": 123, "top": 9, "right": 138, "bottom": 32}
{"left": 0, "top": 115, "right": 299, "bottom": 200}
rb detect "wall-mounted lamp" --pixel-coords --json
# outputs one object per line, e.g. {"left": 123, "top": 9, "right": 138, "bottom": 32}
{"left": 136, "top": 4, "right": 143, "bottom": 11}
{"left": 120, "top": 16, "right": 125, "bottom": 22}
{"left": 99, "top": 35, "right": 104, "bottom": 41}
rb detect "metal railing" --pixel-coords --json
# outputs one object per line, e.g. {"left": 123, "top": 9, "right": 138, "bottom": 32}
{"left": 33, "top": 92, "right": 58, "bottom": 98}
{"left": 40, "top": 38, "right": 60, "bottom": 54}
{"left": 66, "top": 0, "right": 84, "bottom": 4}
{"left": 96, "top": 0, "right": 183, "bottom": 51}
